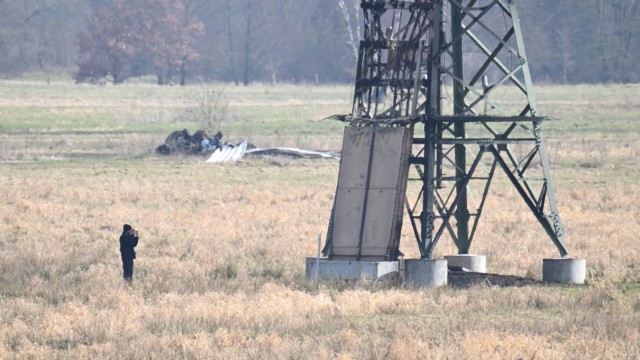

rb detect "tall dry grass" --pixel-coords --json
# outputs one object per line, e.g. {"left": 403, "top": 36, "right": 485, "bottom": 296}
{"left": 1, "top": 81, "right": 639, "bottom": 358}
{"left": 1, "top": 149, "right": 639, "bottom": 358}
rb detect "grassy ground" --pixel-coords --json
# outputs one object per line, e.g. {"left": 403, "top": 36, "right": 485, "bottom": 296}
{"left": 0, "top": 79, "right": 639, "bottom": 359}
{"left": 0, "top": 80, "right": 350, "bottom": 160}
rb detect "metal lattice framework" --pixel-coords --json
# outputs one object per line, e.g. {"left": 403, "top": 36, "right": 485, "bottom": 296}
{"left": 351, "top": 1, "right": 434, "bottom": 120}
{"left": 329, "top": 0, "right": 569, "bottom": 260}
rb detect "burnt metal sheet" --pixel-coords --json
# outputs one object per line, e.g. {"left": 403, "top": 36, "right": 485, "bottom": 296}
{"left": 368, "top": 127, "right": 410, "bottom": 189}
{"left": 336, "top": 127, "right": 373, "bottom": 189}
{"left": 331, "top": 188, "right": 366, "bottom": 259}
{"left": 359, "top": 188, "right": 399, "bottom": 260}
{"left": 330, "top": 126, "right": 412, "bottom": 261}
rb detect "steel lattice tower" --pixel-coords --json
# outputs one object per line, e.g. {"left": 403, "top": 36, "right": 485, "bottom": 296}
{"left": 331, "top": 0, "right": 569, "bottom": 260}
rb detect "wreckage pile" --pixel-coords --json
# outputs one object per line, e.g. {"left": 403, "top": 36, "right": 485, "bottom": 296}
{"left": 156, "top": 129, "right": 220, "bottom": 155}
{"left": 156, "top": 129, "right": 340, "bottom": 162}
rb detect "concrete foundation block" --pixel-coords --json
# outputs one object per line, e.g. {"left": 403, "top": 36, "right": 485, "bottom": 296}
{"left": 444, "top": 254, "right": 487, "bottom": 273}
{"left": 305, "top": 257, "right": 399, "bottom": 281}
{"left": 405, "top": 259, "right": 448, "bottom": 288}
{"left": 542, "top": 258, "right": 586, "bottom": 284}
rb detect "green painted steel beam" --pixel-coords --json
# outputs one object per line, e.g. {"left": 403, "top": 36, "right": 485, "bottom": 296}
{"left": 451, "top": 0, "right": 471, "bottom": 254}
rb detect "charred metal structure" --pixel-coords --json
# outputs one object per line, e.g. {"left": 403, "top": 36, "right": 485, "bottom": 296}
{"left": 325, "top": 0, "right": 569, "bottom": 261}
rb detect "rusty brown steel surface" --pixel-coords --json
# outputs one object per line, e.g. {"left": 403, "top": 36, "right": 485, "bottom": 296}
{"left": 330, "top": 126, "right": 412, "bottom": 261}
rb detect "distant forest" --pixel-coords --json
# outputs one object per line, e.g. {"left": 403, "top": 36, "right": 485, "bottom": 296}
{"left": 0, "top": 0, "right": 638, "bottom": 85}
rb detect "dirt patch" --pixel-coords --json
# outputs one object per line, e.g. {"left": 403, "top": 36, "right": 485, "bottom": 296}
{"left": 447, "top": 270, "right": 541, "bottom": 289}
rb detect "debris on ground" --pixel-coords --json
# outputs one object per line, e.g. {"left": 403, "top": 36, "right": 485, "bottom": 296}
{"left": 156, "top": 129, "right": 208, "bottom": 155}
{"left": 206, "top": 140, "right": 248, "bottom": 163}
{"left": 244, "top": 147, "right": 339, "bottom": 160}
{"left": 156, "top": 129, "right": 242, "bottom": 156}
{"left": 156, "top": 129, "right": 340, "bottom": 162}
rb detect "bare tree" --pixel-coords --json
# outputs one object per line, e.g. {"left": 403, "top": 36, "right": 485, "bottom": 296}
{"left": 76, "top": 0, "right": 142, "bottom": 84}
{"left": 0, "top": 0, "right": 85, "bottom": 76}
{"left": 596, "top": 0, "right": 639, "bottom": 82}
{"left": 187, "top": 82, "right": 229, "bottom": 134}
{"left": 337, "top": 0, "right": 361, "bottom": 66}
{"left": 223, "top": 0, "right": 240, "bottom": 85}
{"left": 554, "top": 25, "right": 575, "bottom": 84}
{"left": 0, "top": 0, "right": 636, "bottom": 84}
{"left": 75, "top": 0, "right": 202, "bottom": 85}
{"left": 144, "top": 0, "right": 203, "bottom": 85}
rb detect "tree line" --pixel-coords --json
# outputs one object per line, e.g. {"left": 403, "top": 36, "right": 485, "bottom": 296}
{"left": 0, "top": 0, "right": 637, "bottom": 85}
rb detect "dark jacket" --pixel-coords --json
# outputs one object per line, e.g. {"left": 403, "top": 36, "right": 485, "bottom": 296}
{"left": 119, "top": 230, "right": 138, "bottom": 260}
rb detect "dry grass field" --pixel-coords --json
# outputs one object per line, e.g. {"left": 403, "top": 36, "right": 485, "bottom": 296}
{"left": 1, "top": 79, "right": 639, "bottom": 359}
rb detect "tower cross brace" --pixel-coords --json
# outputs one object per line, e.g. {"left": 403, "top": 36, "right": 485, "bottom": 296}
{"left": 325, "top": 0, "right": 569, "bottom": 261}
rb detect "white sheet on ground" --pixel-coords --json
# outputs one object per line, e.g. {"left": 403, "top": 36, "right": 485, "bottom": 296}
{"left": 206, "top": 140, "right": 247, "bottom": 163}
{"left": 244, "top": 147, "right": 339, "bottom": 159}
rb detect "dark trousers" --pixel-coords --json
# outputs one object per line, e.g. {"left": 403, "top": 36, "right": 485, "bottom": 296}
{"left": 122, "top": 256, "right": 134, "bottom": 280}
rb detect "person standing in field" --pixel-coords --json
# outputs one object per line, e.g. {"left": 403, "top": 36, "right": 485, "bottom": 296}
{"left": 119, "top": 224, "right": 139, "bottom": 282}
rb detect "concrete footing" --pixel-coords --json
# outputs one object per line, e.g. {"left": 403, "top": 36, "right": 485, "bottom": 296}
{"left": 405, "top": 259, "right": 448, "bottom": 288}
{"left": 444, "top": 254, "right": 486, "bottom": 273}
{"left": 305, "top": 257, "right": 399, "bottom": 281}
{"left": 542, "top": 258, "right": 586, "bottom": 284}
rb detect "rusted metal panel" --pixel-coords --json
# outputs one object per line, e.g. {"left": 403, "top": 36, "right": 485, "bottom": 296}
{"left": 368, "top": 127, "right": 411, "bottom": 189}
{"left": 331, "top": 127, "right": 372, "bottom": 260}
{"left": 336, "top": 127, "right": 373, "bottom": 189}
{"left": 330, "top": 126, "right": 412, "bottom": 261}
{"left": 359, "top": 188, "right": 398, "bottom": 260}
{"left": 331, "top": 188, "right": 365, "bottom": 259}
